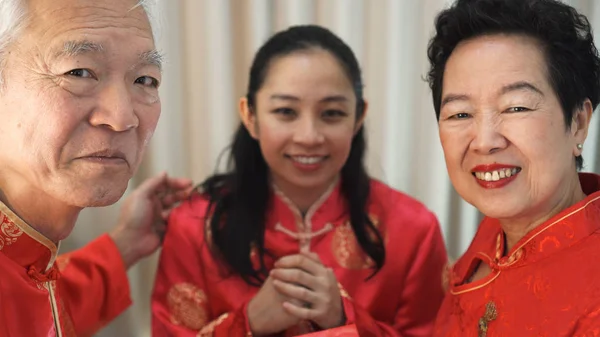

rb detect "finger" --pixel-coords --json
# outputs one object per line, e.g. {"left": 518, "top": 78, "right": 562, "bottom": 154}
{"left": 326, "top": 268, "right": 342, "bottom": 299}
{"left": 327, "top": 268, "right": 340, "bottom": 285}
{"left": 152, "top": 195, "right": 164, "bottom": 218}
{"left": 154, "top": 221, "right": 167, "bottom": 238}
{"left": 161, "top": 188, "right": 193, "bottom": 207}
{"left": 270, "top": 268, "right": 318, "bottom": 290}
{"left": 161, "top": 209, "right": 172, "bottom": 221}
{"left": 301, "top": 251, "right": 323, "bottom": 265}
{"left": 272, "top": 279, "right": 319, "bottom": 304}
{"left": 282, "top": 301, "right": 314, "bottom": 321}
{"left": 274, "top": 254, "right": 323, "bottom": 275}
{"left": 155, "top": 222, "right": 167, "bottom": 243}
{"left": 165, "top": 177, "right": 194, "bottom": 190}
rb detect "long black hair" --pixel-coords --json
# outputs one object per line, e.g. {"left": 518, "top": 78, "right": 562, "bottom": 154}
{"left": 200, "top": 25, "right": 385, "bottom": 286}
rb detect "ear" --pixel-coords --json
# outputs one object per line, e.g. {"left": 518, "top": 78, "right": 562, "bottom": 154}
{"left": 354, "top": 100, "right": 368, "bottom": 135}
{"left": 571, "top": 99, "right": 593, "bottom": 156}
{"left": 239, "top": 97, "right": 258, "bottom": 139}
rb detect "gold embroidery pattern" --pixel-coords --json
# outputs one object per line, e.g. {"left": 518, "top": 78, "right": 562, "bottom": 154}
{"left": 0, "top": 214, "right": 23, "bottom": 250}
{"left": 167, "top": 283, "right": 209, "bottom": 330}
{"left": 197, "top": 312, "right": 229, "bottom": 337}
{"left": 478, "top": 301, "right": 497, "bottom": 337}
{"left": 332, "top": 221, "right": 374, "bottom": 269}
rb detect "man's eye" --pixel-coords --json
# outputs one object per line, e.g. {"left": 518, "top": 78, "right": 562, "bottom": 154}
{"left": 65, "top": 69, "right": 95, "bottom": 79}
{"left": 135, "top": 76, "right": 160, "bottom": 88}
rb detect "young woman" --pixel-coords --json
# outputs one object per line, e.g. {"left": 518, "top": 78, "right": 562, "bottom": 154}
{"left": 152, "top": 25, "right": 447, "bottom": 337}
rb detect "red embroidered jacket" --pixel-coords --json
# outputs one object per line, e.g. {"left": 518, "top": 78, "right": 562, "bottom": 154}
{"left": 0, "top": 202, "right": 131, "bottom": 337}
{"left": 433, "top": 173, "right": 600, "bottom": 336}
{"left": 152, "top": 179, "right": 447, "bottom": 336}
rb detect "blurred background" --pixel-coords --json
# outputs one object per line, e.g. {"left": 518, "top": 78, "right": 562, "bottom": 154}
{"left": 61, "top": 0, "right": 600, "bottom": 335}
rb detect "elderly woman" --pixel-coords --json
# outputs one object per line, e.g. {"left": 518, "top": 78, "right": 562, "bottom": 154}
{"left": 427, "top": 0, "right": 600, "bottom": 335}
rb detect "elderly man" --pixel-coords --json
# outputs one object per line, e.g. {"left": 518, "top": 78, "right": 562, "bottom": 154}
{"left": 0, "top": 0, "right": 191, "bottom": 336}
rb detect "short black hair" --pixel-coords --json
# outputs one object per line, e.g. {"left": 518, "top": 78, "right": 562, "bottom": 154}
{"left": 427, "top": 0, "right": 600, "bottom": 169}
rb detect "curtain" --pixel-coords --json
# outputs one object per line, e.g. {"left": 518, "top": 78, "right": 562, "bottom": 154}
{"left": 58, "top": 1, "right": 600, "bottom": 335}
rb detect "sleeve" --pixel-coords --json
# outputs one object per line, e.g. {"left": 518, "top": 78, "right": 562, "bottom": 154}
{"left": 344, "top": 212, "right": 448, "bottom": 337}
{"left": 56, "top": 234, "right": 132, "bottom": 337}
{"left": 151, "top": 206, "right": 253, "bottom": 337}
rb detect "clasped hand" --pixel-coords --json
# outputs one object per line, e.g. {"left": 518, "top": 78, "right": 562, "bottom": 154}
{"left": 248, "top": 252, "right": 345, "bottom": 335}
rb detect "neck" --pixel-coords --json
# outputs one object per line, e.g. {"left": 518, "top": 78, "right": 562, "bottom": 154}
{"left": 0, "top": 181, "right": 81, "bottom": 245}
{"left": 272, "top": 177, "right": 336, "bottom": 214}
{"left": 499, "top": 174, "right": 586, "bottom": 252}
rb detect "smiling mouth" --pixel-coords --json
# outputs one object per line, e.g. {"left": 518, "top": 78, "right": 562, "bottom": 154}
{"left": 288, "top": 155, "right": 328, "bottom": 165}
{"left": 472, "top": 167, "right": 522, "bottom": 182}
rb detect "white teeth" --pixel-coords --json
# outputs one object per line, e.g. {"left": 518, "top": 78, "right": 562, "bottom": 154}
{"left": 293, "top": 156, "right": 323, "bottom": 164}
{"left": 475, "top": 168, "right": 519, "bottom": 181}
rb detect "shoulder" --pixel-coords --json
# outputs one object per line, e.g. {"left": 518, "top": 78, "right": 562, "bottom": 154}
{"left": 368, "top": 179, "right": 439, "bottom": 233}
{"left": 166, "top": 192, "right": 212, "bottom": 241}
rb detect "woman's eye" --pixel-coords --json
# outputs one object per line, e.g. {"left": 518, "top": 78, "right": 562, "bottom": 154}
{"left": 322, "top": 110, "right": 347, "bottom": 118}
{"left": 450, "top": 112, "right": 471, "bottom": 119}
{"left": 273, "top": 108, "right": 296, "bottom": 116}
{"left": 506, "top": 107, "right": 530, "bottom": 113}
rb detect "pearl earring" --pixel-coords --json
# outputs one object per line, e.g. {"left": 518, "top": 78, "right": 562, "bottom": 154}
{"left": 577, "top": 144, "right": 583, "bottom": 150}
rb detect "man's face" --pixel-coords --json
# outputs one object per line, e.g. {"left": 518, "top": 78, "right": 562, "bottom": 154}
{"left": 0, "top": 0, "right": 161, "bottom": 207}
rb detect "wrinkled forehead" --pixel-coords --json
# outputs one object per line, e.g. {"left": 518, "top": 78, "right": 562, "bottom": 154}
{"left": 24, "top": 0, "right": 153, "bottom": 42}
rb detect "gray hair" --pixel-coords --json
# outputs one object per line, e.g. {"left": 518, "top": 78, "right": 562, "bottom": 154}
{"left": 0, "top": 0, "right": 159, "bottom": 88}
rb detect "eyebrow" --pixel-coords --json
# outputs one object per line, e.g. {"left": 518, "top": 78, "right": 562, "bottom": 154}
{"left": 499, "top": 81, "right": 544, "bottom": 97}
{"left": 440, "top": 93, "right": 469, "bottom": 108}
{"left": 55, "top": 40, "right": 163, "bottom": 70}
{"left": 270, "top": 94, "right": 349, "bottom": 103}
{"left": 138, "top": 50, "right": 164, "bottom": 70}
{"left": 440, "top": 81, "right": 545, "bottom": 108}
{"left": 57, "top": 40, "right": 104, "bottom": 58}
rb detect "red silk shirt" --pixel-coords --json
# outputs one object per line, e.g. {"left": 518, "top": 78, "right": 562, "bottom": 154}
{"left": 152, "top": 179, "right": 447, "bottom": 337}
{"left": 433, "top": 173, "right": 600, "bottom": 337}
{"left": 0, "top": 201, "right": 132, "bottom": 337}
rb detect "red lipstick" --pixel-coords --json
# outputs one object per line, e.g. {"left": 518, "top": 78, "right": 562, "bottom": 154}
{"left": 471, "top": 164, "right": 521, "bottom": 189}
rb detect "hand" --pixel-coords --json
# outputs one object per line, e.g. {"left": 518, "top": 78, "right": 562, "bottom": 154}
{"left": 109, "top": 172, "right": 193, "bottom": 269}
{"left": 270, "top": 252, "right": 345, "bottom": 330}
{"left": 247, "top": 276, "right": 303, "bottom": 336}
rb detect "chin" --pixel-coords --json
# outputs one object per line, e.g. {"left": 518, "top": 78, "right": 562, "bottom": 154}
{"left": 66, "top": 179, "right": 129, "bottom": 208}
{"left": 472, "top": 200, "right": 523, "bottom": 220}
{"left": 294, "top": 176, "right": 334, "bottom": 190}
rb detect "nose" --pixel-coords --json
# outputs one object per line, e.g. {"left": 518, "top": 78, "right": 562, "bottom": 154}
{"left": 292, "top": 114, "right": 325, "bottom": 146}
{"left": 89, "top": 83, "right": 139, "bottom": 132}
{"left": 470, "top": 113, "right": 508, "bottom": 154}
